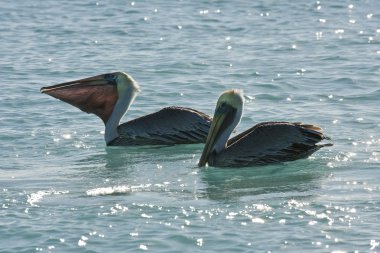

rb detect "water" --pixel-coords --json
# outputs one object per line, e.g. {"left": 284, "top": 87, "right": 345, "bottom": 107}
{"left": 1, "top": 0, "right": 379, "bottom": 252}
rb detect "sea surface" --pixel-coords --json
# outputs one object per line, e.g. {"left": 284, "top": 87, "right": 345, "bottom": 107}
{"left": 1, "top": 0, "right": 379, "bottom": 252}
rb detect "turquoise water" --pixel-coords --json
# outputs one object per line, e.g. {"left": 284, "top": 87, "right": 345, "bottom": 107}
{"left": 1, "top": 0, "right": 379, "bottom": 252}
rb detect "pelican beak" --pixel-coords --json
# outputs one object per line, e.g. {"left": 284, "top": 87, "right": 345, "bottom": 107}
{"left": 198, "top": 104, "right": 235, "bottom": 167}
{"left": 40, "top": 73, "right": 119, "bottom": 123}
{"left": 40, "top": 73, "right": 118, "bottom": 94}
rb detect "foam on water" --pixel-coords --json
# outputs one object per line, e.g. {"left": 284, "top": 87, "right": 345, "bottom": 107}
{"left": 27, "top": 190, "right": 69, "bottom": 206}
{"left": 86, "top": 186, "right": 131, "bottom": 196}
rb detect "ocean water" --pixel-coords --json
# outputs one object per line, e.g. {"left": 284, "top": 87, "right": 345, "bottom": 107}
{"left": 1, "top": 0, "right": 379, "bottom": 252}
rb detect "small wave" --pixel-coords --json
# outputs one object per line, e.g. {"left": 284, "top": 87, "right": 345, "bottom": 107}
{"left": 86, "top": 186, "right": 131, "bottom": 196}
{"left": 86, "top": 183, "right": 170, "bottom": 196}
{"left": 27, "top": 190, "right": 69, "bottom": 206}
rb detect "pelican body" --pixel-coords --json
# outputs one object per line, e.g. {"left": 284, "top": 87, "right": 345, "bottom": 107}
{"left": 199, "top": 90, "right": 332, "bottom": 167}
{"left": 41, "top": 72, "right": 211, "bottom": 146}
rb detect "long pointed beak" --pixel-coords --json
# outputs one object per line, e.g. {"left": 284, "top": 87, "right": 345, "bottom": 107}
{"left": 40, "top": 73, "right": 117, "bottom": 94}
{"left": 198, "top": 110, "right": 227, "bottom": 167}
{"left": 40, "top": 73, "right": 119, "bottom": 124}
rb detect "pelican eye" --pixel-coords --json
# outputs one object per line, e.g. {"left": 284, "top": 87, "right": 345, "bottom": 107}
{"left": 104, "top": 74, "right": 117, "bottom": 85}
{"left": 220, "top": 102, "right": 227, "bottom": 108}
{"left": 217, "top": 102, "right": 230, "bottom": 114}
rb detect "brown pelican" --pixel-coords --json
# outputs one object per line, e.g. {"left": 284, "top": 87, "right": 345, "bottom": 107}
{"left": 41, "top": 72, "right": 211, "bottom": 146}
{"left": 198, "top": 90, "right": 332, "bottom": 167}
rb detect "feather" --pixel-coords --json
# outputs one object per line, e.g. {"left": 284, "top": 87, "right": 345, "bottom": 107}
{"left": 108, "top": 106, "right": 211, "bottom": 146}
{"left": 210, "top": 122, "right": 332, "bottom": 167}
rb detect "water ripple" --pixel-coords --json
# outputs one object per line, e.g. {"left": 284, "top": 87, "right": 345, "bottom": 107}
{"left": 1, "top": 0, "right": 380, "bottom": 252}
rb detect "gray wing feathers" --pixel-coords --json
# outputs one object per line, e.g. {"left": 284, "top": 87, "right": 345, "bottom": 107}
{"left": 110, "top": 106, "right": 211, "bottom": 146}
{"left": 215, "top": 122, "right": 332, "bottom": 167}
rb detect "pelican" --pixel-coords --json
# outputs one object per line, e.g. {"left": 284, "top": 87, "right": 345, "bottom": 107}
{"left": 198, "top": 90, "right": 332, "bottom": 167}
{"left": 41, "top": 72, "right": 211, "bottom": 146}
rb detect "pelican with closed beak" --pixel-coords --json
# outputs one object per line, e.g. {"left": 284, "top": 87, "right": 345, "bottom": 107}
{"left": 198, "top": 90, "right": 332, "bottom": 167}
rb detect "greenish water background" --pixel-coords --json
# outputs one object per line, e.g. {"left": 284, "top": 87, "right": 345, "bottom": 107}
{"left": 1, "top": 1, "right": 379, "bottom": 252}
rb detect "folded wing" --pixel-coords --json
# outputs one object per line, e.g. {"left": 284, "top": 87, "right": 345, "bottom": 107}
{"left": 214, "top": 122, "right": 332, "bottom": 167}
{"left": 109, "top": 106, "right": 212, "bottom": 146}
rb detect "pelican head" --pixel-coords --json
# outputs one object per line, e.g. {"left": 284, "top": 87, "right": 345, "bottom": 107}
{"left": 198, "top": 90, "right": 244, "bottom": 167}
{"left": 41, "top": 72, "right": 140, "bottom": 144}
